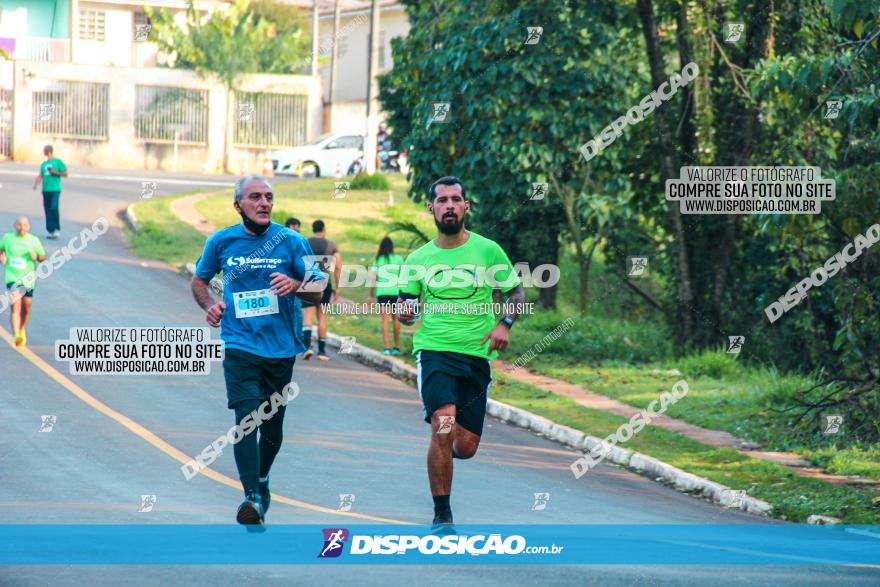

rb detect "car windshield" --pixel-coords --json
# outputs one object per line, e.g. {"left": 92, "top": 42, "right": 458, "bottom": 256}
{"left": 303, "top": 133, "right": 333, "bottom": 146}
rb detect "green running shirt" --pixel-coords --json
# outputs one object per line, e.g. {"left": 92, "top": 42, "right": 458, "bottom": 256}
{"left": 0, "top": 232, "right": 45, "bottom": 288}
{"left": 372, "top": 252, "right": 405, "bottom": 297}
{"left": 399, "top": 232, "right": 520, "bottom": 360}
{"left": 39, "top": 158, "right": 67, "bottom": 192}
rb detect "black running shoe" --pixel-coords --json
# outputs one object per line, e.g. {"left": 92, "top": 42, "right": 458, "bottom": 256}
{"left": 259, "top": 480, "right": 271, "bottom": 514}
{"left": 431, "top": 509, "right": 455, "bottom": 534}
{"left": 236, "top": 493, "right": 264, "bottom": 525}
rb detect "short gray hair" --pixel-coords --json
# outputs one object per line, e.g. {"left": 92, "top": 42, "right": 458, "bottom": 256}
{"left": 234, "top": 175, "right": 272, "bottom": 204}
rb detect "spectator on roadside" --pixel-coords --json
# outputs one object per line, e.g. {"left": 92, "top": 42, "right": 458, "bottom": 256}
{"left": 302, "top": 219, "right": 341, "bottom": 361}
{"left": 286, "top": 217, "right": 305, "bottom": 351}
{"left": 32, "top": 145, "right": 68, "bottom": 239}
{"left": 367, "top": 236, "right": 404, "bottom": 355}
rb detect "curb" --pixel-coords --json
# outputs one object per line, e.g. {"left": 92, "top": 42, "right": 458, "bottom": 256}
{"left": 124, "top": 203, "right": 140, "bottom": 232}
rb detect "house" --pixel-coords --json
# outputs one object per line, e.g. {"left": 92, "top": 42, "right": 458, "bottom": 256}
{"left": 279, "top": 0, "right": 409, "bottom": 133}
{"left": 0, "top": 1, "right": 229, "bottom": 67}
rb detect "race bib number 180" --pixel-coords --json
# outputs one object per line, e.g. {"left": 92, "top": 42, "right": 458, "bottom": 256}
{"left": 233, "top": 289, "right": 279, "bottom": 318}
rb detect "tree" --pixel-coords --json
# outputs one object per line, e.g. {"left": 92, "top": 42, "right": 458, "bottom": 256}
{"left": 380, "top": 0, "right": 643, "bottom": 309}
{"left": 148, "top": 0, "right": 310, "bottom": 171}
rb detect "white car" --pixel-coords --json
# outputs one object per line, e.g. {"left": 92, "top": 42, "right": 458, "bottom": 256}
{"left": 269, "top": 133, "right": 364, "bottom": 177}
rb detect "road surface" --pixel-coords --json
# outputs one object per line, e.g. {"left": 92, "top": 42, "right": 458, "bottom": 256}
{"left": 0, "top": 163, "right": 876, "bottom": 585}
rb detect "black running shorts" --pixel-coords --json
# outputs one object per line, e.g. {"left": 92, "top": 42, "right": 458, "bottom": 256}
{"left": 301, "top": 284, "right": 333, "bottom": 308}
{"left": 6, "top": 282, "right": 34, "bottom": 298}
{"left": 222, "top": 348, "right": 296, "bottom": 409}
{"left": 416, "top": 349, "right": 492, "bottom": 436}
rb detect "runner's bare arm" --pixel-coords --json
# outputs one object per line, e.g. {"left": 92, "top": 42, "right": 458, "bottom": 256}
{"left": 395, "top": 292, "right": 419, "bottom": 325}
{"left": 501, "top": 284, "right": 527, "bottom": 324}
{"left": 481, "top": 284, "right": 526, "bottom": 353}
{"left": 191, "top": 276, "right": 226, "bottom": 327}
{"left": 33, "top": 174, "right": 41, "bottom": 190}
{"left": 333, "top": 251, "right": 342, "bottom": 301}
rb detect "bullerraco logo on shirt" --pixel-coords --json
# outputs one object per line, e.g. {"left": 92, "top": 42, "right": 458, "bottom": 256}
{"left": 226, "top": 256, "right": 283, "bottom": 270}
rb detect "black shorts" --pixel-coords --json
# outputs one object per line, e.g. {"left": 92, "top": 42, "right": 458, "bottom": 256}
{"left": 6, "top": 282, "right": 34, "bottom": 298}
{"left": 416, "top": 349, "right": 492, "bottom": 436}
{"left": 377, "top": 295, "right": 397, "bottom": 307}
{"left": 301, "top": 284, "right": 333, "bottom": 308}
{"left": 222, "top": 348, "right": 296, "bottom": 409}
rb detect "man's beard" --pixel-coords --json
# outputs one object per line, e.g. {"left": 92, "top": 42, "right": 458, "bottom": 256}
{"left": 435, "top": 213, "right": 464, "bottom": 235}
{"left": 238, "top": 208, "right": 270, "bottom": 235}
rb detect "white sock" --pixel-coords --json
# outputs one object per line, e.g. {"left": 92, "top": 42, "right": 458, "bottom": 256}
{"left": 259, "top": 476, "right": 269, "bottom": 483}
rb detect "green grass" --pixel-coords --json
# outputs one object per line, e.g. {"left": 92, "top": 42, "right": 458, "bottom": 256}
{"left": 127, "top": 191, "right": 208, "bottom": 267}
{"left": 490, "top": 375, "right": 880, "bottom": 523}
{"left": 803, "top": 445, "right": 880, "bottom": 478}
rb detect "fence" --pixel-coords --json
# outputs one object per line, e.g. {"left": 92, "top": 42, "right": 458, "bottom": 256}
{"left": 7, "top": 38, "right": 70, "bottom": 63}
{"left": 234, "top": 91, "right": 308, "bottom": 149}
{"left": 9, "top": 61, "right": 323, "bottom": 173}
{"left": 31, "top": 80, "right": 109, "bottom": 140}
{"left": 135, "top": 86, "right": 209, "bottom": 145}
{"left": 0, "top": 89, "right": 11, "bottom": 159}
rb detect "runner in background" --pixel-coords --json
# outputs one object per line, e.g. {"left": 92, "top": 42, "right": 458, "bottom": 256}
{"left": 32, "top": 145, "right": 68, "bottom": 239}
{"left": 367, "top": 236, "right": 403, "bottom": 355}
{"left": 301, "top": 220, "right": 341, "bottom": 361}
{"left": 0, "top": 216, "right": 47, "bottom": 347}
{"left": 286, "top": 218, "right": 304, "bottom": 351}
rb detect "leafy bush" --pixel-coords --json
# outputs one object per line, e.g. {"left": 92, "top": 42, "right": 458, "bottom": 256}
{"left": 510, "top": 312, "right": 673, "bottom": 364}
{"left": 350, "top": 173, "right": 391, "bottom": 190}
{"left": 678, "top": 349, "right": 741, "bottom": 380}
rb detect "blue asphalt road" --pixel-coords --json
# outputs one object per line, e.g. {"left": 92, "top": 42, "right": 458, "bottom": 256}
{"left": 0, "top": 163, "right": 877, "bottom": 585}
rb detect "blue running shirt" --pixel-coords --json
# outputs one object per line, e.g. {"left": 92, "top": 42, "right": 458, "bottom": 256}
{"left": 195, "top": 222, "right": 321, "bottom": 358}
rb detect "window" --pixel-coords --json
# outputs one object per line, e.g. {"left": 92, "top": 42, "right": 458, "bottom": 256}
{"left": 79, "top": 10, "right": 106, "bottom": 41}
{"left": 134, "top": 11, "right": 151, "bottom": 39}
{"left": 325, "top": 136, "right": 361, "bottom": 149}
{"left": 134, "top": 11, "right": 149, "bottom": 28}
{"left": 379, "top": 31, "right": 386, "bottom": 69}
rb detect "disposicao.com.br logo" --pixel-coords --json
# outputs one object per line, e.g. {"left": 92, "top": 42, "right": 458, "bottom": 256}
{"left": 317, "top": 528, "right": 563, "bottom": 558}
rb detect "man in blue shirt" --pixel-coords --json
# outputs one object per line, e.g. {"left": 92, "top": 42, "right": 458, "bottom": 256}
{"left": 191, "top": 176, "right": 325, "bottom": 525}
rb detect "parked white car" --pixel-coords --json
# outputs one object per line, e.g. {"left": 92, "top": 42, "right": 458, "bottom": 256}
{"left": 269, "top": 133, "right": 364, "bottom": 177}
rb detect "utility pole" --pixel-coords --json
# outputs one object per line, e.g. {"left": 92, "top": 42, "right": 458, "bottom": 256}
{"left": 364, "top": 0, "right": 380, "bottom": 174}
{"left": 311, "top": 0, "right": 319, "bottom": 76}
{"left": 328, "top": 0, "right": 341, "bottom": 120}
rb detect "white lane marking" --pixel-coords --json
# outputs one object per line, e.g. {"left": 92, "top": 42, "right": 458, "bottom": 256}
{"left": 0, "top": 169, "right": 232, "bottom": 187}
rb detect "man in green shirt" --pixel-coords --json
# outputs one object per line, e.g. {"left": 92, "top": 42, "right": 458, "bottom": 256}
{"left": 0, "top": 216, "right": 47, "bottom": 347}
{"left": 32, "top": 145, "right": 68, "bottom": 239}
{"left": 395, "top": 176, "right": 526, "bottom": 530}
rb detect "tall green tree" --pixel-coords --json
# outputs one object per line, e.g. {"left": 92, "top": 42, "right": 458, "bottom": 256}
{"left": 380, "top": 0, "right": 644, "bottom": 310}
{"left": 148, "top": 0, "right": 310, "bottom": 171}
